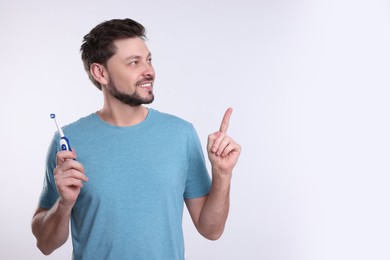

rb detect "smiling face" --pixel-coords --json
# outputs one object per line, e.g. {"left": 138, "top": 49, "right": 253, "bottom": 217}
{"left": 104, "top": 37, "right": 155, "bottom": 106}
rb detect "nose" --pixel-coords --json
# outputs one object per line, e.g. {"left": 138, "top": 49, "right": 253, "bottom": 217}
{"left": 142, "top": 62, "right": 155, "bottom": 78}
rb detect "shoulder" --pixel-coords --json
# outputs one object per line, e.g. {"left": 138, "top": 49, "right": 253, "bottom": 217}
{"left": 149, "top": 108, "right": 193, "bottom": 128}
{"left": 62, "top": 113, "right": 97, "bottom": 132}
{"left": 55, "top": 113, "right": 99, "bottom": 139}
{"left": 149, "top": 108, "right": 199, "bottom": 138}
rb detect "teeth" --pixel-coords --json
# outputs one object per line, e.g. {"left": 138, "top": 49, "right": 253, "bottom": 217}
{"left": 139, "top": 82, "right": 152, "bottom": 87}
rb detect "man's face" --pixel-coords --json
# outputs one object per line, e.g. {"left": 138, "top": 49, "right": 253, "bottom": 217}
{"left": 104, "top": 37, "right": 155, "bottom": 106}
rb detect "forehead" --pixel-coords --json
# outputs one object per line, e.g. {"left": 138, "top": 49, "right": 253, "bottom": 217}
{"left": 112, "top": 37, "right": 150, "bottom": 58}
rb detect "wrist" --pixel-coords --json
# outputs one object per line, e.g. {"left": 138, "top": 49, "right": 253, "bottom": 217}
{"left": 211, "top": 167, "right": 232, "bottom": 188}
{"left": 57, "top": 199, "right": 74, "bottom": 215}
{"left": 212, "top": 166, "right": 232, "bottom": 178}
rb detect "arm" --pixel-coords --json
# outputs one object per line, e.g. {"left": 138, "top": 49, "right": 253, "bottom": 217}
{"left": 32, "top": 150, "right": 88, "bottom": 255}
{"left": 32, "top": 203, "right": 72, "bottom": 255}
{"left": 186, "top": 108, "right": 241, "bottom": 240}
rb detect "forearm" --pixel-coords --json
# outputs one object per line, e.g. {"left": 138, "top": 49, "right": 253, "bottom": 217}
{"left": 198, "top": 168, "right": 232, "bottom": 240}
{"left": 32, "top": 200, "right": 72, "bottom": 255}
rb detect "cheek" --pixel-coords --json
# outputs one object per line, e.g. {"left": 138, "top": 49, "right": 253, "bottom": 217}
{"left": 114, "top": 72, "right": 137, "bottom": 86}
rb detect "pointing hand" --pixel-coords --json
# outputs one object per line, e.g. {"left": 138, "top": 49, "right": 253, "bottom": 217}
{"left": 207, "top": 108, "right": 241, "bottom": 173}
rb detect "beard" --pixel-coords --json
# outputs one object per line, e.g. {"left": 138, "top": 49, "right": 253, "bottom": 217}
{"left": 107, "top": 76, "right": 155, "bottom": 107}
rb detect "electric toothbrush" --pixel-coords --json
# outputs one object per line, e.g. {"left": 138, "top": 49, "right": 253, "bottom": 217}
{"left": 50, "top": 114, "right": 72, "bottom": 151}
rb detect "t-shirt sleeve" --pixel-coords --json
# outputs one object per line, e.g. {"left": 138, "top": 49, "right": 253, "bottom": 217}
{"left": 184, "top": 125, "right": 211, "bottom": 199}
{"left": 38, "top": 134, "right": 60, "bottom": 209}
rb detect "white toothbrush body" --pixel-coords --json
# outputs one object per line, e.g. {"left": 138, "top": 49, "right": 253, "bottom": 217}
{"left": 50, "top": 114, "right": 72, "bottom": 151}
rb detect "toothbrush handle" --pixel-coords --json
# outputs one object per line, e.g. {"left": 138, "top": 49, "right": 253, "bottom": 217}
{"left": 60, "top": 136, "right": 72, "bottom": 151}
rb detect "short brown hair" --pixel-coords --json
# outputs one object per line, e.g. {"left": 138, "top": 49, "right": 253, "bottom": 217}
{"left": 80, "top": 18, "right": 146, "bottom": 90}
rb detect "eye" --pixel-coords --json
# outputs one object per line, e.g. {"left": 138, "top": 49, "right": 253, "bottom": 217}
{"left": 129, "top": 60, "right": 138, "bottom": 65}
{"left": 147, "top": 58, "right": 152, "bottom": 64}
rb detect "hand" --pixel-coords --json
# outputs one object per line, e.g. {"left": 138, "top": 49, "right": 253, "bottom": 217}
{"left": 54, "top": 150, "right": 88, "bottom": 208}
{"left": 207, "top": 108, "right": 241, "bottom": 174}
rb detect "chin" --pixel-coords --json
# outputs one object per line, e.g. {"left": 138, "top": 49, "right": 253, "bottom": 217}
{"left": 145, "top": 96, "right": 154, "bottom": 104}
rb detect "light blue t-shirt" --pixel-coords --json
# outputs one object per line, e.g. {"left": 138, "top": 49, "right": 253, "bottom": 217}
{"left": 39, "top": 109, "right": 211, "bottom": 260}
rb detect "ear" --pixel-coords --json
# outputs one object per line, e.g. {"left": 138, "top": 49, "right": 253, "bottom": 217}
{"left": 90, "top": 63, "right": 108, "bottom": 85}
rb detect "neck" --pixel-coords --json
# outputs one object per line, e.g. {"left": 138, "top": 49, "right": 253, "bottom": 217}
{"left": 98, "top": 98, "right": 148, "bottom": 127}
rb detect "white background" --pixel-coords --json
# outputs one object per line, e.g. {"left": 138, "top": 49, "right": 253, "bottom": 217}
{"left": 1, "top": 0, "right": 390, "bottom": 259}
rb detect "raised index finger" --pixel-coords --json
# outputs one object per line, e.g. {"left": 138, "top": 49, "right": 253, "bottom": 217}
{"left": 219, "top": 107, "right": 233, "bottom": 133}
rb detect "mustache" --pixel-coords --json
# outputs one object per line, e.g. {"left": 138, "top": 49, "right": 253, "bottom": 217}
{"left": 136, "top": 76, "right": 154, "bottom": 86}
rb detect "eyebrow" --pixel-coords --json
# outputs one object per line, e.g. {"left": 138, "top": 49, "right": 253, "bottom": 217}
{"left": 125, "top": 52, "right": 152, "bottom": 61}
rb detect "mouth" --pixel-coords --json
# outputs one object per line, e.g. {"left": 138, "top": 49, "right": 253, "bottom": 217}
{"left": 138, "top": 82, "right": 153, "bottom": 88}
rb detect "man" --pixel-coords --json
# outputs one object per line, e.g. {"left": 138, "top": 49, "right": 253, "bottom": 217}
{"left": 32, "top": 18, "right": 241, "bottom": 260}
